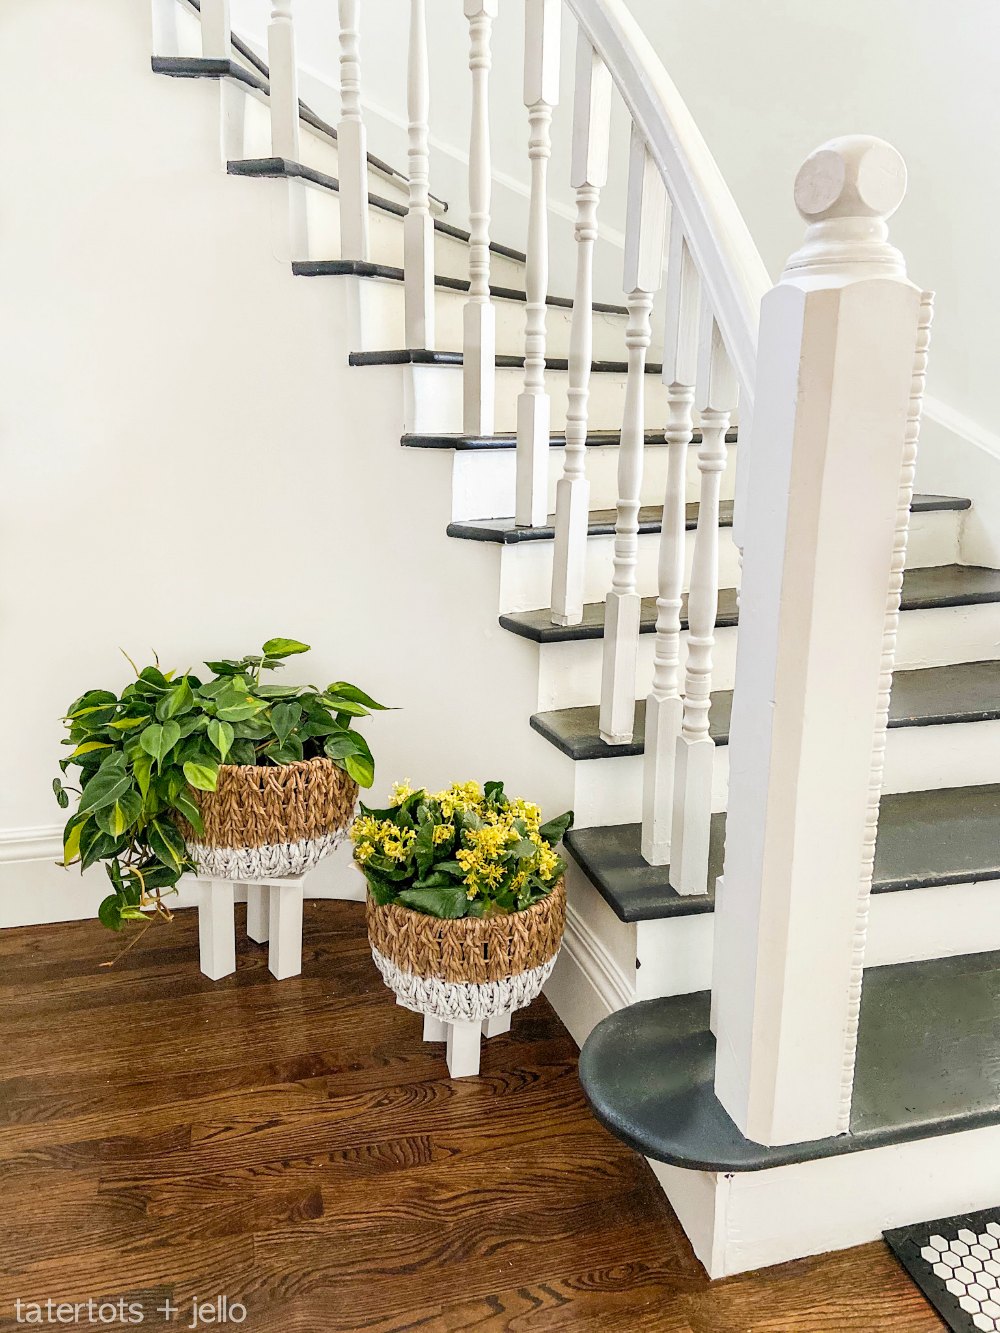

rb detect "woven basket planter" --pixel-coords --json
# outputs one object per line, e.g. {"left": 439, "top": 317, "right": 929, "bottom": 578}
{"left": 366, "top": 878, "right": 566, "bottom": 1022}
{"left": 179, "top": 756, "right": 359, "bottom": 879}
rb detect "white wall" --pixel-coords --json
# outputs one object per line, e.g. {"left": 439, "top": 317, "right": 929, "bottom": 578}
{"left": 241, "top": 0, "right": 997, "bottom": 439}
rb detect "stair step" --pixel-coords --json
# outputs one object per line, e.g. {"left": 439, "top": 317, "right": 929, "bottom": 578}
{"left": 295, "top": 261, "right": 627, "bottom": 315}
{"left": 565, "top": 781, "right": 1000, "bottom": 923}
{"left": 349, "top": 348, "right": 665, "bottom": 374}
{"left": 450, "top": 492, "right": 964, "bottom": 546}
{"left": 534, "top": 659, "right": 1000, "bottom": 762}
{"left": 500, "top": 564, "right": 1000, "bottom": 643}
{"left": 578, "top": 949, "right": 1000, "bottom": 1171}
{"left": 152, "top": 58, "right": 436, "bottom": 206}
{"left": 403, "top": 429, "right": 669, "bottom": 451}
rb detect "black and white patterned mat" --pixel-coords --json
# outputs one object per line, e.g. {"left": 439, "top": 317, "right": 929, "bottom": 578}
{"left": 885, "top": 1207, "right": 1000, "bottom": 1331}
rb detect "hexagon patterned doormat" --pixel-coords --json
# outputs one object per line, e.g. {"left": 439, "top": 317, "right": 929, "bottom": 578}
{"left": 885, "top": 1208, "right": 1000, "bottom": 1331}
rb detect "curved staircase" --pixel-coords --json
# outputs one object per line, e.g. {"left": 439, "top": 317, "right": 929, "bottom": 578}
{"left": 133, "top": 0, "right": 1000, "bottom": 1281}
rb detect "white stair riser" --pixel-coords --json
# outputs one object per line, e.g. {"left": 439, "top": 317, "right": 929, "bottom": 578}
{"left": 407, "top": 362, "right": 688, "bottom": 435}
{"left": 492, "top": 506, "right": 960, "bottom": 615}
{"left": 449, "top": 442, "right": 737, "bottom": 521}
{"left": 350, "top": 276, "right": 631, "bottom": 362}
{"left": 568, "top": 717, "right": 1000, "bottom": 828}
{"left": 535, "top": 600, "right": 1000, "bottom": 710}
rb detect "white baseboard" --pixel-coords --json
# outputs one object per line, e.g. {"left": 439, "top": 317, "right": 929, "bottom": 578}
{"left": 543, "top": 901, "right": 633, "bottom": 1048}
{"left": 649, "top": 1119, "right": 1000, "bottom": 1278}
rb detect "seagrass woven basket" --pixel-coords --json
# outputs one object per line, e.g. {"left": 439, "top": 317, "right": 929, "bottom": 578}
{"left": 178, "top": 756, "right": 359, "bottom": 879}
{"left": 366, "top": 878, "right": 566, "bottom": 1022}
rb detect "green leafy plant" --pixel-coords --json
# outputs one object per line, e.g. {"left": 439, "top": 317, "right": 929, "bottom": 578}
{"left": 53, "top": 638, "right": 388, "bottom": 931}
{"left": 351, "top": 779, "right": 573, "bottom": 919}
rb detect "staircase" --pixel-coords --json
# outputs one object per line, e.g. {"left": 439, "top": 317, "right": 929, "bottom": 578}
{"left": 71, "top": 0, "right": 1000, "bottom": 1281}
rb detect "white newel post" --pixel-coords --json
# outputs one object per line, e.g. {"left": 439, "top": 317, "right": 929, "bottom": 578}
{"left": 550, "top": 35, "right": 611, "bottom": 626}
{"left": 642, "top": 216, "right": 700, "bottom": 864}
{"left": 711, "top": 136, "right": 928, "bottom": 1146}
{"left": 668, "top": 301, "right": 735, "bottom": 894}
{"left": 201, "top": 0, "right": 231, "bottom": 58}
{"left": 599, "top": 129, "right": 666, "bottom": 745}
{"left": 338, "top": 0, "right": 370, "bottom": 261}
{"left": 463, "top": 0, "right": 498, "bottom": 434}
{"left": 515, "top": 0, "right": 561, "bottom": 527}
{"left": 404, "top": 0, "right": 434, "bottom": 348}
{"left": 267, "top": 1, "right": 300, "bottom": 161}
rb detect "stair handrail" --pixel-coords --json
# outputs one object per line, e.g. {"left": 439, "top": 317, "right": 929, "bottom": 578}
{"left": 566, "top": 0, "right": 770, "bottom": 405}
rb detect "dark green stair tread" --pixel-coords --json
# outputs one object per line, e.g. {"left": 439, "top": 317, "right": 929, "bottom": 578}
{"left": 450, "top": 494, "right": 967, "bottom": 545}
{"left": 402, "top": 428, "right": 738, "bottom": 451}
{"left": 348, "top": 348, "right": 665, "bottom": 375}
{"left": 565, "top": 783, "right": 1000, "bottom": 923}
{"left": 533, "top": 660, "right": 1000, "bottom": 761}
{"left": 500, "top": 565, "right": 1000, "bottom": 643}
{"left": 578, "top": 950, "right": 1000, "bottom": 1172}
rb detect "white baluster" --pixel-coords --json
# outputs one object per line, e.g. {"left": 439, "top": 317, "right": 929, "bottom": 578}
{"left": 669, "top": 302, "right": 736, "bottom": 893}
{"left": 515, "top": 0, "right": 561, "bottom": 527}
{"left": 404, "top": 0, "right": 434, "bottom": 348}
{"left": 641, "top": 218, "right": 700, "bottom": 864}
{"left": 201, "top": 0, "right": 231, "bottom": 58}
{"left": 463, "top": 1, "right": 499, "bottom": 435}
{"left": 599, "top": 128, "right": 667, "bottom": 745}
{"left": 550, "top": 36, "right": 611, "bottom": 625}
{"left": 267, "top": 1, "right": 300, "bottom": 161}
{"left": 338, "top": 0, "right": 370, "bottom": 261}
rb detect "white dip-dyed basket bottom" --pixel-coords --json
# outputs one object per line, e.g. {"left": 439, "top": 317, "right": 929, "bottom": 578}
{"left": 188, "top": 830, "right": 347, "bottom": 880}
{"left": 371, "top": 945, "right": 560, "bottom": 1022}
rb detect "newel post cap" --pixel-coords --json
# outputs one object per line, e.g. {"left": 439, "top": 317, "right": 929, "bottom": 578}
{"left": 785, "top": 136, "right": 909, "bottom": 278}
{"left": 794, "top": 136, "right": 907, "bottom": 224}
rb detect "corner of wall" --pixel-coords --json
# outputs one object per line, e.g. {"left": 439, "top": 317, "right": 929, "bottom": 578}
{"left": 918, "top": 396, "right": 1000, "bottom": 567}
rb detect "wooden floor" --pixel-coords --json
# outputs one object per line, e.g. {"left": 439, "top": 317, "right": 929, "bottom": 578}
{"left": 0, "top": 901, "right": 944, "bottom": 1333}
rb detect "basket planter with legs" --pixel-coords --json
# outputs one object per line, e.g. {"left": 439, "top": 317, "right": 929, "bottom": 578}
{"left": 180, "top": 756, "right": 359, "bottom": 880}
{"left": 366, "top": 879, "right": 566, "bottom": 1075}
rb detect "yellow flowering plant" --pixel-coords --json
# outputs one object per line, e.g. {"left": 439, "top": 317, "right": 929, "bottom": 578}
{"left": 352, "top": 780, "right": 573, "bottom": 919}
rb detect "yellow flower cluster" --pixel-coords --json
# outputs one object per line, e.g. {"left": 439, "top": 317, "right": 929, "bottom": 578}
{"left": 351, "top": 813, "right": 415, "bottom": 864}
{"left": 352, "top": 780, "right": 566, "bottom": 910}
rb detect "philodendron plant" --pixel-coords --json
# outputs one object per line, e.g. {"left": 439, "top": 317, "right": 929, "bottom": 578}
{"left": 53, "top": 638, "right": 387, "bottom": 930}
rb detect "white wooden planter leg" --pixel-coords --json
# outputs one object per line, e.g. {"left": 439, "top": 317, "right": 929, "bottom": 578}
{"left": 246, "top": 883, "right": 270, "bottom": 944}
{"left": 268, "top": 881, "right": 304, "bottom": 980}
{"left": 422, "top": 1013, "right": 448, "bottom": 1041}
{"left": 482, "top": 1011, "right": 511, "bottom": 1038}
{"left": 198, "top": 879, "right": 236, "bottom": 980}
{"left": 446, "top": 1020, "right": 482, "bottom": 1077}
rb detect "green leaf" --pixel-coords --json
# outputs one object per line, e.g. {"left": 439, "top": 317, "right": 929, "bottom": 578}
{"left": 98, "top": 894, "right": 123, "bottom": 931}
{"left": 255, "top": 684, "right": 302, "bottom": 700}
{"left": 132, "top": 752, "right": 153, "bottom": 800}
{"left": 67, "top": 689, "right": 117, "bottom": 717}
{"left": 326, "top": 681, "right": 390, "bottom": 711}
{"left": 538, "top": 810, "right": 574, "bottom": 846}
{"left": 147, "top": 817, "right": 187, "bottom": 873}
{"left": 216, "top": 699, "right": 267, "bottom": 723}
{"left": 413, "top": 819, "right": 436, "bottom": 877}
{"left": 183, "top": 757, "right": 220, "bottom": 791}
{"left": 510, "top": 837, "right": 537, "bottom": 861}
{"left": 261, "top": 637, "right": 310, "bottom": 659}
{"left": 397, "top": 883, "right": 469, "bottom": 919}
{"left": 137, "top": 666, "right": 170, "bottom": 693}
{"left": 323, "top": 731, "right": 365, "bottom": 761}
{"left": 156, "top": 676, "right": 194, "bottom": 720}
{"left": 62, "top": 813, "right": 89, "bottom": 865}
{"left": 173, "top": 787, "right": 205, "bottom": 836}
{"left": 226, "top": 739, "right": 256, "bottom": 766}
{"left": 362, "top": 866, "right": 399, "bottom": 905}
{"left": 207, "top": 718, "right": 234, "bottom": 760}
{"left": 96, "top": 788, "right": 143, "bottom": 839}
{"left": 78, "top": 766, "right": 133, "bottom": 814}
{"left": 80, "top": 822, "right": 121, "bottom": 871}
{"left": 318, "top": 695, "right": 370, "bottom": 718}
{"left": 139, "top": 720, "right": 182, "bottom": 766}
{"left": 261, "top": 735, "right": 304, "bottom": 765}
{"left": 270, "top": 701, "right": 302, "bottom": 743}
{"left": 343, "top": 751, "right": 375, "bottom": 788}
{"left": 52, "top": 778, "right": 70, "bottom": 810}
{"left": 67, "top": 739, "right": 114, "bottom": 762}
{"left": 203, "top": 659, "right": 244, "bottom": 677}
